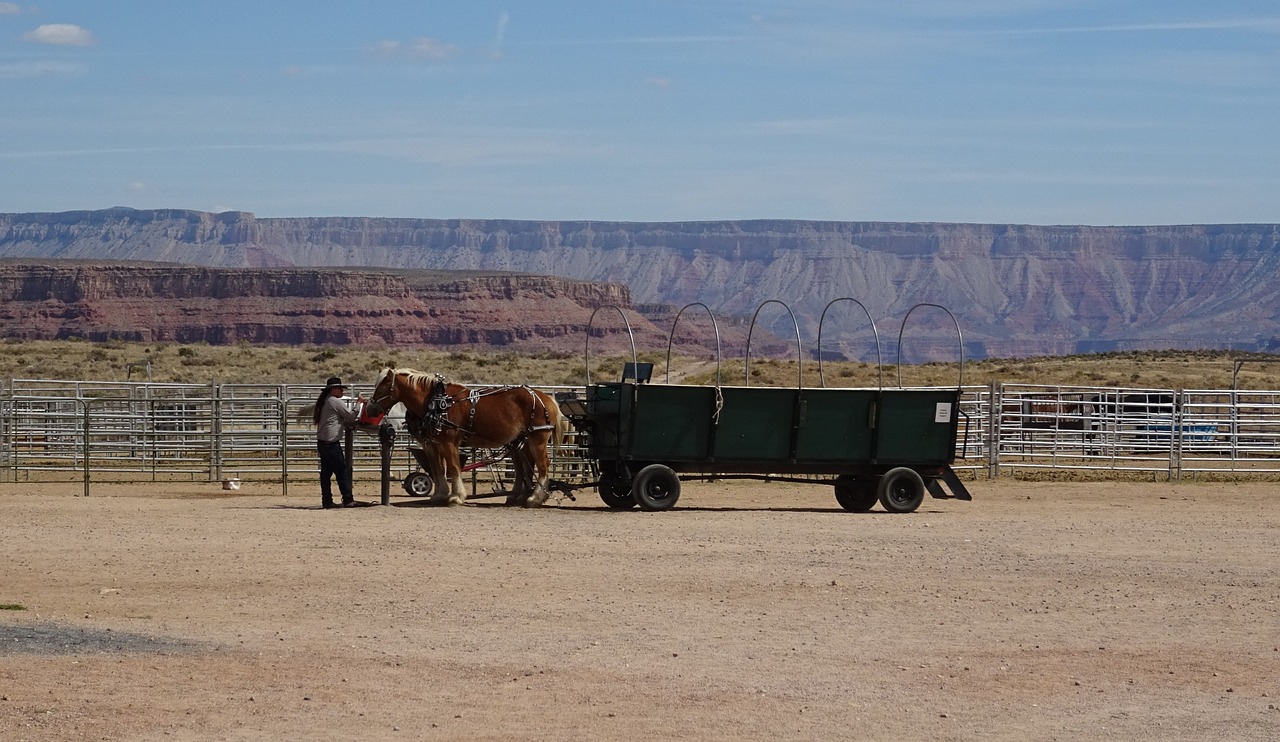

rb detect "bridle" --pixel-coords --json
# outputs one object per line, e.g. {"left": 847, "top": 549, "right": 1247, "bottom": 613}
{"left": 370, "top": 371, "right": 401, "bottom": 414}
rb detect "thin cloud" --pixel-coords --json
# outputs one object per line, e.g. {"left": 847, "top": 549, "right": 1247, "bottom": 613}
{"left": 23, "top": 23, "right": 95, "bottom": 47}
{"left": 370, "top": 40, "right": 401, "bottom": 57}
{"left": 0, "top": 60, "right": 84, "bottom": 78}
{"left": 491, "top": 11, "right": 509, "bottom": 59}
{"left": 369, "top": 36, "right": 456, "bottom": 61}
{"left": 1003, "top": 17, "right": 1280, "bottom": 35}
{"left": 408, "top": 37, "right": 454, "bottom": 59}
{"left": 0, "top": 3, "right": 23, "bottom": 15}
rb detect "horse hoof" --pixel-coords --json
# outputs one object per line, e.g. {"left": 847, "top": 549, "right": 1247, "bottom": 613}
{"left": 447, "top": 497, "right": 466, "bottom": 507}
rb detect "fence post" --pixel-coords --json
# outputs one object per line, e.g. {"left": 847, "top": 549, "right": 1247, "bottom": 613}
{"left": 344, "top": 426, "right": 354, "bottom": 498}
{"left": 81, "top": 398, "right": 91, "bottom": 497}
{"left": 1, "top": 383, "right": 10, "bottom": 483}
{"left": 280, "top": 393, "right": 290, "bottom": 497}
{"left": 988, "top": 380, "right": 1000, "bottom": 479}
{"left": 1172, "top": 389, "right": 1183, "bottom": 481}
{"left": 379, "top": 423, "right": 395, "bottom": 506}
{"left": 211, "top": 383, "right": 222, "bottom": 483}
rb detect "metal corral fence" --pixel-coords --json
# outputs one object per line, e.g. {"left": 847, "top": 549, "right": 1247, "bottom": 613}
{"left": 3, "top": 379, "right": 1279, "bottom": 495}
{"left": 0, "top": 378, "right": 595, "bottom": 497}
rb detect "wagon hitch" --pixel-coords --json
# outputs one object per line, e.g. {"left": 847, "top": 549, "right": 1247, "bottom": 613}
{"left": 545, "top": 478, "right": 585, "bottom": 501}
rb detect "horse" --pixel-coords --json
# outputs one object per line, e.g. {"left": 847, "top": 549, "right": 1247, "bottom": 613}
{"left": 371, "top": 367, "right": 566, "bottom": 507}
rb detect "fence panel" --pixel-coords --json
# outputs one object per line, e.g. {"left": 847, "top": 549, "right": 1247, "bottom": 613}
{"left": 1178, "top": 390, "right": 1280, "bottom": 474}
{"left": 996, "top": 385, "right": 1178, "bottom": 476}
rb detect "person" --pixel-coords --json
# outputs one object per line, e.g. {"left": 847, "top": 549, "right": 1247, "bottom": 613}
{"left": 313, "top": 376, "right": 364, "bottom": 509}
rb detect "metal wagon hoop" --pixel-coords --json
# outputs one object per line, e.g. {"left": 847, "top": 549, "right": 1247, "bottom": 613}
{"left": 584, "top": 304, "right": 639, "bottom": 387}
{"left": 816, "top": 297, "right": 883, "bottom": 389}
{"left": 744, "top": 300, "right": 803, "bottom": 388}
{"left": 664, "top": 302, "right": 722, "bottom": 387}
{"left": 895, "top": 302, "right": 965, "bottom": 388}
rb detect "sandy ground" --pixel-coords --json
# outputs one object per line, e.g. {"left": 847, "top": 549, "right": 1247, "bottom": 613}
{"left": 1, "top": 475, "right": 1278, "bottom": 741}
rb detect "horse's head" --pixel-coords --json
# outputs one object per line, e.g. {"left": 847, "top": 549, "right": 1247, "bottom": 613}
{"left": 372, "top": 367, "right": 434, "bottom": 416}
{"left": 371, "top": 367, "right": 401, "bottom": 413}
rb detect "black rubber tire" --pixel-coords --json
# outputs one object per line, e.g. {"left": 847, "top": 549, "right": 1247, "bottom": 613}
{"left": 630, "top": 464, "right": 681, "bottom": 512}
{"left": 401, "top": 471, "right": 433, "bottom": 498}
{"left": 877, "top": 467, "right": 926, "bottom": 513}
{"left": 597, "top": 474, "right": 637, "bottom": 510}
{"left": 833, "top": 474, "right": 878, "bottom": 512}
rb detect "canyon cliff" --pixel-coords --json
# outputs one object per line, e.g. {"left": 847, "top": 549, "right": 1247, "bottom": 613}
{"left": 0, "top": 262, "right": 700, "bottom": 354}
{"left": 3, "top": 208, "right": 1280, "bottom": 359}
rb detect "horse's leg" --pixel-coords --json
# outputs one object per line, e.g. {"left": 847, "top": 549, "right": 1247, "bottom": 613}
{"left": 523, "top": 433, "right": 553, "bottom": 507}
{"left": 444, "top": 441, "right": 467, "bottom": 505}
{"left": 507, "top": 444, "right": 532, "bottom": 505}
{"left": 428, "top": 438, "right": 465, "bottom": 506}
{"left": 422, "top": 441, "right": 450, "bottom": 504}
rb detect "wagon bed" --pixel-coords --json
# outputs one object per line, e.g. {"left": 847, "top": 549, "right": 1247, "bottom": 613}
{"left": 560, "top": 380, "right": 971, "bottom": 513}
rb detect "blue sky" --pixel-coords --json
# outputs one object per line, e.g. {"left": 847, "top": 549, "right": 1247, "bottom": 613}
{"left": 2, "top": 1, "right": 1278, "bottom": 225}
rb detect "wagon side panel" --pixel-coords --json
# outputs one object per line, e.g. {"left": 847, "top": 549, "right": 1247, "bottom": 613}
{"left": 628, "top": 385, "right": 717, "bottom": 461}
{"left": 876, "top": 390, "right": 960, "bottom": 464}
{"left": 794, "top": 388, "right": 876, "bottom": 462}
{"left": 711, "top": 387, "right": 794, "bottom": 460}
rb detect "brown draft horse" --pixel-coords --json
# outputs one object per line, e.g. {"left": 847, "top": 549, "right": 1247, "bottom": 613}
{"left": 371, "top": 367, "right": 565, "bottom": 506}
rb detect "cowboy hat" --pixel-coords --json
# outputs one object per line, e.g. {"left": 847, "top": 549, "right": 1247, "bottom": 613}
{"left": 324, "top": 376, "right": 345, "bottom": 391}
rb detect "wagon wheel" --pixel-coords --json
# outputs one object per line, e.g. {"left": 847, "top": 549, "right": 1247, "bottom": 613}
{"left": 597, "top": 473, "right": 637, "bottom": 510}
{"left": 833, "top": 474, "right": 877, "bottom": 513}
{"left": 402, "top": 471, "right": 433, "bottom": 498}
{"left": 630, "top": 464, "right": 681, "bottom": 512}
{"left": 876, "top": 467, "right": 926, "bottom": 513}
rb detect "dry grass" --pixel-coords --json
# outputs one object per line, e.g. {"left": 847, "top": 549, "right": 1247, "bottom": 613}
{"left": 4, "top": 338, "right": 1280, "bottom": 390}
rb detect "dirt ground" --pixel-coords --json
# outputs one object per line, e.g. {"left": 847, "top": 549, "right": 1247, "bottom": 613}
{"left": 1, "top": 475, "right": 1277, "bottom": 741}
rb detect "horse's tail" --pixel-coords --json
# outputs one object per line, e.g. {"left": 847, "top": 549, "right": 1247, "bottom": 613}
{"left": 536, "top": 390, "right": 569, "bottom": 457}
{"left": 552, "top": 405, "right": 570, "bottom": 457}
{"left": 297, "top": 402, "right": 316, "bottom": 425}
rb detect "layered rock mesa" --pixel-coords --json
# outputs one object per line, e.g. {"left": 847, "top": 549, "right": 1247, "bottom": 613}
{"left": 4, "top": 208, "right": 1280, "bottom": 357}
{"left": 0, "top": 261, "right": 680, "bottom": 351}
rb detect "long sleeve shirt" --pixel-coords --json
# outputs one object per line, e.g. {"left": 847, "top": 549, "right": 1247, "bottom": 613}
{"left": 317, "top": 395, "right": 359, "bottom": 443}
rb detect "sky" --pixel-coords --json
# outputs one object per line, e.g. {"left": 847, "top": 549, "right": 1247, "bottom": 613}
{"left": 2, "top": 1, "right": 1279, "bottom": 226}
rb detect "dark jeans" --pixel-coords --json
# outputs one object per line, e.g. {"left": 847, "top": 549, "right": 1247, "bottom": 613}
{"left": 317, "top": 440, "right": 353, "bottom": 505}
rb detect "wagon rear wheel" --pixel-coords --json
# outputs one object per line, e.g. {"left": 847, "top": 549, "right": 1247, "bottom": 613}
{"left": 833, "top": 474, "right": 877, "bottom": 512}
{"left": 631, "top": 464, "right": 681, "bottom": 512}
{"left": 877, "top": 467, "right": 926, "bottom": 513}
{"left": 597, "top": 474, "right": 637, "bottom": 510}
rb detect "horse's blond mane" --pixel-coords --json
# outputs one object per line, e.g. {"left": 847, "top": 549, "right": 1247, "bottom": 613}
{"left": 386, "top": 367, "right": 439, "bottom": 391}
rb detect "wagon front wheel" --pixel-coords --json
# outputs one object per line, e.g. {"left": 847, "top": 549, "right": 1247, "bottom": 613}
{"left": 598, "top": 474, "right": 637, "bottom": 510}
{"left": 834, "top": 474, "right": 877, "bottom": 512}
{"left": 877, "top": 467, "right": 926, "bottom": 513}
{"left": 631, "top": 464, "right": 681, "bottom": 512}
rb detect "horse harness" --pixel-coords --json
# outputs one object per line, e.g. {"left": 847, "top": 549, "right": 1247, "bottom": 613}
{"left": 407, "top": 374, "right": 556, "bottom": 454}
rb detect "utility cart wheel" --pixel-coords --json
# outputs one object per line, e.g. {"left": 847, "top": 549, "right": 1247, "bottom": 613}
{"left": 833, "top": 474, "right": 878, "bottom": 513}
{"left": 402, "top": 471, "right": 434, "bottom": 498}
{"left": 597, "top": 474, "right": 637, "bottom": 510}
{"left": 877, "top": 467, "right": 926, "bottom": 513}
{"left": 631, "top": 464, "right": 681, "bottom": 512}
